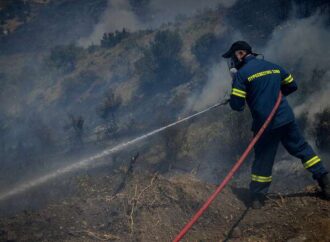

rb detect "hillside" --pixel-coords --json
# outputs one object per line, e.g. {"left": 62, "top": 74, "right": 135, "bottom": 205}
{"left": 0, "top": 0, "right": 330, "bottom": 241}
{"left": 0, "top": 0, "right": 107, "bottom": 54}
{"left": 0, "top": 171, "right": 329, "bottom": 241}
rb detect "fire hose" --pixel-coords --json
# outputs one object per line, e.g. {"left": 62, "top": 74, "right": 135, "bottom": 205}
{"left": 173, "top": 92, "right": 283, "bottom": 242}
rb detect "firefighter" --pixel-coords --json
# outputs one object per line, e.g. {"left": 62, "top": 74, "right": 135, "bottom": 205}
{"left": 222, "top": 41, "right": 330, "bottom": 208}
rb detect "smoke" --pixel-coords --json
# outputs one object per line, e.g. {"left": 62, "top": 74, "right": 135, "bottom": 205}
{"left": 0, "top": 98, "right": 222, "bottom": 202}
{"left": 1, "top": 0, "right": 329, "bottom": 213}
{"left": 78, "top": 0, "right": 142, "bottom": 46}
{"left": 188, "top": 12, "right": 330, "bottom": 122}
{"left": 262, "top": 14, "right": 330, "bottom": 122}
{"left": 184, "top": 61, "right": 231, "bottom": 112}
{"left": 179, "top": 10, "right": 330, "bottom": 193}
{"left": 79, "top": 0, "right": 238, "bottom": 47}
{"left": 183, "top": 29, "right": 243, "bottom": 112}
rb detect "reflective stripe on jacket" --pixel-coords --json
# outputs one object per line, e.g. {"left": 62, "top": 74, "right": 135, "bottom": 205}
{"left": 229, "top": 55, "right": 297, "bottom": 131}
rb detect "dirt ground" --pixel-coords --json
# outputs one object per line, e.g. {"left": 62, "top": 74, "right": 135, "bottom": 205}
{"left": 0, "top": 169, "right": 329, "bottom": 242}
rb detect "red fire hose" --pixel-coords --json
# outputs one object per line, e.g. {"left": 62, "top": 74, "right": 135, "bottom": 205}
{"left": 173, "top": 92, "right": 283, "bottom": 242}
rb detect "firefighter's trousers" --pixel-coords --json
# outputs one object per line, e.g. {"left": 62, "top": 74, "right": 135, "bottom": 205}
{"left": 250, "top": 121, "right": 328, "bottom": 195}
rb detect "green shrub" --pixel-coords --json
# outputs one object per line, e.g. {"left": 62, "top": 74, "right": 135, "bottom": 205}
{"left": 191, "top": 33, "right": 222, "bottom": 66}
{"left": 135, "top": 30, "right": 191, "bottom": 94}
{"left": 151, "top": 30, "right": 183, "bottom": 62}
{"left": 101, "top": 28, "right": 130, "bottom": 49}
{"left": 96, "top": 89, "right": 122, "bottom": 137}
{"left": 97, "top": 88, "right": 122, "bottom": 121}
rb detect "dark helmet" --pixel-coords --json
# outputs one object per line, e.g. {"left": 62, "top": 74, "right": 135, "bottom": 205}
{"left": 222, "top": 41, "right": 255, "bottom": 58}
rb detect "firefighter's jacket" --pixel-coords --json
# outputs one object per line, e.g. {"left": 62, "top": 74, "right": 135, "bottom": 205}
{"left": 229, "top": 55, "right": 298, "bottom": 131}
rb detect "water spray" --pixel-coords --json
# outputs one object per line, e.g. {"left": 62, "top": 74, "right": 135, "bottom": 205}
{"left": 0, "top": 99, "right": 229, "bottom": 202}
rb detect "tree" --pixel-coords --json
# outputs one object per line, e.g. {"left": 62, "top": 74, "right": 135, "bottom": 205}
{"left": 151, "top": 30, "right": 183, "bottom": 62}
{"left": 192, "top": 33, "right": 222, "bottom": 66}
{"left": 97, "top": 89, "right": 122, "bottom": 137}
{"left": 135, "top": 30, "right": 191, "bottom": 94}
{"left": 101, "top": 28, "right": 130, "bottom": 48}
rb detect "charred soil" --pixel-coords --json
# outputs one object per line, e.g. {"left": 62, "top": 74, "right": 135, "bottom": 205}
{"left": 0, "top": 170, "right": 329, "bottom": 242}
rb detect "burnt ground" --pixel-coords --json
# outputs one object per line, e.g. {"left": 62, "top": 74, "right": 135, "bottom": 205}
{"left": 0, "top": 167, "right": 329, "bottom": 242}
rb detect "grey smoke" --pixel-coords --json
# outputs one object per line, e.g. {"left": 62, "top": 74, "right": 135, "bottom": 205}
{"left": 184, "top": 11, "right": 330, "bottom": 193}
{"left": 79, "top": 0, "right": 238, "bottom": 46}
{"left": 184, "top": 29, "right": 243, "bottom": 112}
{"left": 187, "top": 13, "right": 330, "bottom": 125}
{"left": 78, "top": 0, "right": 141, "bottom": 46}
{"left": 184, "top": 61, "right": 232, "bottom": 112}
{"left": 262, "top": 14, "right": 330, "bottom": 123}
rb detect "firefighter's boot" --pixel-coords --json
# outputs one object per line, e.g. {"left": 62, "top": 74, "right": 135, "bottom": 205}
{"left": 250, "top": 193, "right": 266, "bottom": 209}
{"left": 317, "top": 173, "right": 330, "bottom": 200}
